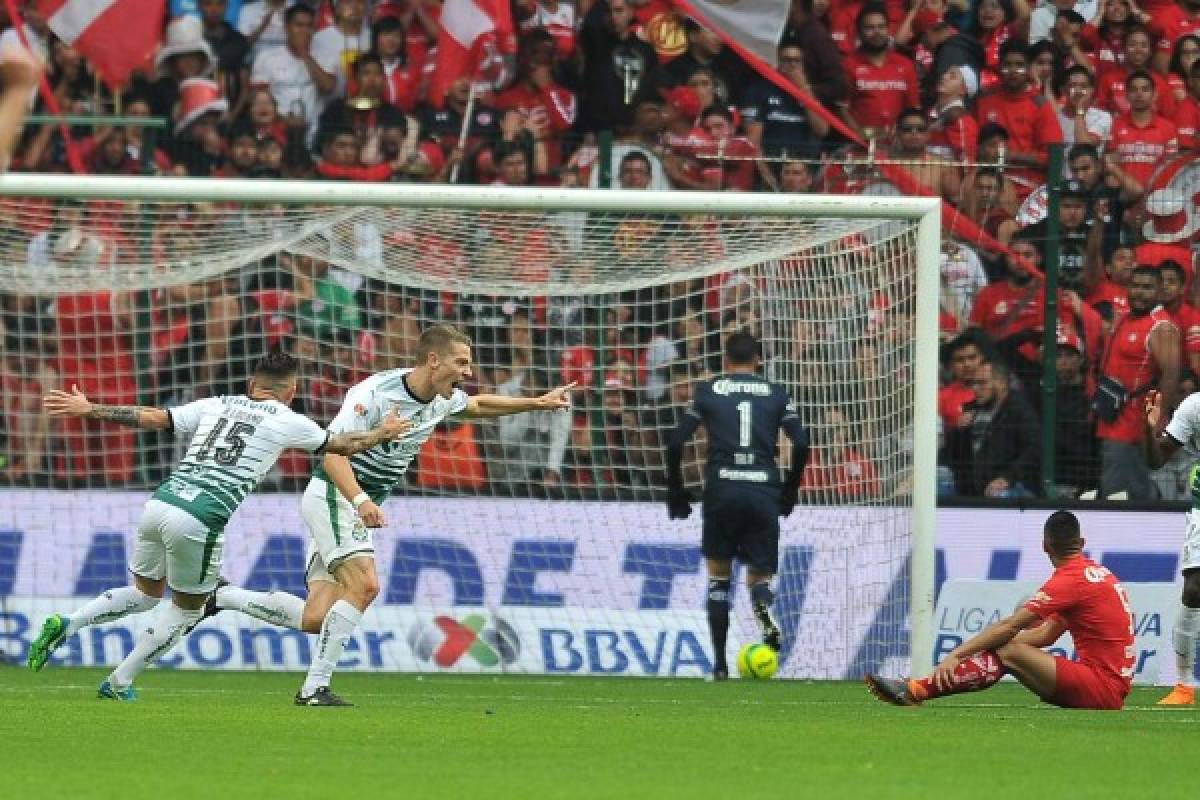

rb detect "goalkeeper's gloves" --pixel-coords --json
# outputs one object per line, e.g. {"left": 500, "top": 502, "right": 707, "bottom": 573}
{"left": 666, "top": 485, "right": 694, "bottom": 520}
{"left": 780, "top": 482, "right": 799, "bottom": 518}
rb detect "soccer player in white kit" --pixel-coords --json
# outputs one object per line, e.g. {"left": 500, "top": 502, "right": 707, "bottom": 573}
{"left": 1145, "top": 388, "right": 1200, "bottom": 705}
{"left": 27, "top": 351, "right": 411, "bottom": 700}
{"left": 213, "top": 324, "right": 574, "bottom": 705}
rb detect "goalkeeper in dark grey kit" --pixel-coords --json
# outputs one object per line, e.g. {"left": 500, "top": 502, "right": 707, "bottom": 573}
{"left": 664, "top": 332, "right": 809, "bottom": 680}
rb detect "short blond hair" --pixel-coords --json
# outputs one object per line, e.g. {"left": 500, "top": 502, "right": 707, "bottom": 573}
{"left": 416, "top": 324, "right": 472, "bottom": 363}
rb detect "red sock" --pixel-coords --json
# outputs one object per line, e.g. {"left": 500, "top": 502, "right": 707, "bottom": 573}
{"left": 912, "top": 650, "right": 1006, "bottom": 701}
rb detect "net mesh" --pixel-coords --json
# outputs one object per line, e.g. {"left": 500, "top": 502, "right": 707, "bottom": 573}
{"left": 0, "top": 188, "right": 923, "bottom": 680}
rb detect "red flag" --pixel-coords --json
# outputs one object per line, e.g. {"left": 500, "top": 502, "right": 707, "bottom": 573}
{"left": 429, "top": 0, "right": 517, "bottom": 108}
{"left": 39, "top": 0, "right": 165, "bottom": 89}
{"left": 671, "top": 0, "right": 1009, "bottom": 255}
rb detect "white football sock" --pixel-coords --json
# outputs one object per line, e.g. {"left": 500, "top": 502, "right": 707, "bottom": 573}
{"left": 110, "top": 602, "right": 203, "bottom": 687}
{"left": 216, "top": 586, "right": 304, "bottom": 630}
{"left": 1174, "top": 605, "right": 1200, "bottom": 688}
{"left": 66, "top": 586, "right": 159, "bottom": 636}
{"left": 301, "top": 600, "right": 362, "bottom": 696}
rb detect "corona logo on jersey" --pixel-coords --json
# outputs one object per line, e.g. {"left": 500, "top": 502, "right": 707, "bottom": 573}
{"left": 407, "top": 614, "right": 520, "bottom": 668}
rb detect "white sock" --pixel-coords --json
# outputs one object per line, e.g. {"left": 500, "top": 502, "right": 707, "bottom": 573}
{"left": 1174, "top": 605, "right": 1200, "bottom": 688}
{"left": 217, "top": 586, "right": 304, "bottom": 630}
{"left": 109, "top": 602, "right": 203, "bottom": 688}
{"left": 66, "top": 586, "right": 159, "bottom": 637}
{"left": 301, "top": 600, "right": 362, "bottom": 696}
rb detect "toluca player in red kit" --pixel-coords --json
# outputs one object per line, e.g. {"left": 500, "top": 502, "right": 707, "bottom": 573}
{"left": 867, "top": 511, "right": 1136, "bottom": 710}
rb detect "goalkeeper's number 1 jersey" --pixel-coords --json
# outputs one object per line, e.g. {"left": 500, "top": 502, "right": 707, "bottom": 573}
{"left": 312, "top": 368, "right": 469, "bottom": 504}
{"left": 154, "top": 395, "right": 330, "bottom": 529}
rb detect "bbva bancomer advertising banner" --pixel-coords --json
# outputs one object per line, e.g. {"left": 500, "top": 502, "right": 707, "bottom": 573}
{"left": 0, "top": 491, "right": 1190, "bottom": 682}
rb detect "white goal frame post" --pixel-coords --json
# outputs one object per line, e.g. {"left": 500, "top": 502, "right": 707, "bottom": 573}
{"left": 0, "top": 174, "right": 940, "bottom": 675}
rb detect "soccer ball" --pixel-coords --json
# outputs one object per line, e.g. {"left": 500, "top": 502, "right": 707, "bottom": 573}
{"left": 736, "top": 643, "right": 778, "bottom": 680}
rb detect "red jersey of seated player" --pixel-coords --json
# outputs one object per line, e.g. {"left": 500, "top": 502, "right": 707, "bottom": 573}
{"left": 1023, "top": 555, "right": 1135, "bottom": 702}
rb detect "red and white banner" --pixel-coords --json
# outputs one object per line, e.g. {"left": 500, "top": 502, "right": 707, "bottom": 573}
{"left": 670, "top": 0, "right": 1009, "bottom": 256}
{"left": 429, "top": 0, "right": 517, "bottom": 108}
{"left": 677, "top": 0, "right": 790, "bottom": 68}
{"left": 38, "top": 0, "right": 165, "bottom": 88}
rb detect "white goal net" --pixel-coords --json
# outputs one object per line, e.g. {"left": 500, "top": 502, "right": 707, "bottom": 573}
{"left": 0, "top": 177, "right": 937, "bottom": 680}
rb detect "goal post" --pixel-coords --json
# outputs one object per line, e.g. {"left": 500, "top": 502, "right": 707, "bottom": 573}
{"left": 0, "top": 174, "right": 939, "bottom": 679}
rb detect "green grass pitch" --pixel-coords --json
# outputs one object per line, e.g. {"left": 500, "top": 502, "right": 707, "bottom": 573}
{"left": 0, "top": 667, "right": 1193, "bottom": 800}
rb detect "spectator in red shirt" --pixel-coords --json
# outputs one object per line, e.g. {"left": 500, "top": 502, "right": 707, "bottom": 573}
{"left": 1096, "top": 265, "right": 1180, "bottom": 499}
{"left": 1165, "top": 34, "right": 1200, "bottom": 105}
{"left": 975, "top": 41, "right": 1063, "bottom": 202}
{"left": 928, "top": 65, "right": 981, "bottom": 162}
{"left": 1175, "top": 59, "right": 1200, "bottom": 146}
{"left": 939, "top": 330, "right": 989, "bottom": 431}
{"left": 1152, "top": 0, "right": 1200, "bottom": 75}
{"left": 800, "top": 407, "right": 882, "bottom": 502}
{"left": 1159, "top": 259, "right": 1200, "bottom": 378}
{"left": 495, "top": 29, "right": 577, "bottom": 173}
{"left": 1085, "top": 243, "right": 1135, "bottom": 319}
{"left": 240, "top": 85, "right": 288, "bottom": 145}
{"left": 0, "top": 328, "right": 57, "bottom": 484}
{"left": 1098, "top": 27, "right": 1176, "bottom": 117}
{"left": 1109, "top": 69, "right": 1180, "bottom": 191}
{"left": 1082, "top": 0, "right": 1142, "bottom": 70}
{"left": 696, "top": 105, "right": 758, "bottom": 191}
{"left": 371, "top": 15, "right": 423, "bottom": 113}
{"left": 840, "top": 3, "right": 921, "bottom": 139}
{"left": 974, "top": 0, "right": 1033, "bottom": 90}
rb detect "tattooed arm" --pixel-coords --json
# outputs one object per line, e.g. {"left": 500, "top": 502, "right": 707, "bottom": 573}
{"left": 324, "top": 409, "right": 412, "bottom": 456}
{"left": 43, "top": 385, "right": 171, "bottom": 430}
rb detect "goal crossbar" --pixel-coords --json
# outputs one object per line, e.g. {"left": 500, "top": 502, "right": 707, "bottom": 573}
{"left": 0, "top": 173, "right": 941, "bottom": 218}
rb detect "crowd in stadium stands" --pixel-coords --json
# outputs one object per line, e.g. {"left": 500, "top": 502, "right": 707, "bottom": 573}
{"left": 5, "top": 0, "right": 1200, "bottom": 503}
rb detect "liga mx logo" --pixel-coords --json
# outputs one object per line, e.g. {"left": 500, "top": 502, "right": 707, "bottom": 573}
{"left": 407, "top": 614, "right": 520, "bottom": 668}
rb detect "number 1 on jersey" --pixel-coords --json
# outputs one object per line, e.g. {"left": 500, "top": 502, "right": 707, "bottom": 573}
{"left": 737, "top": 401, "right": 752, "bottom": 448}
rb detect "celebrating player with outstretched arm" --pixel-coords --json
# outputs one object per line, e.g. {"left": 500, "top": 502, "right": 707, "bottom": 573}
{"left": 26, "top": 351, "right": 412, "bottom": 700}
{"left": 1144, "top": 389, "right": 1200, "bottom": 705}
{"left": 664, "top": 331, "right": 809, "bottom": 680}
{"left": 866, "top": 510, "right": 1136, "bottom": 710}
{"left": 211, "top": 324, "right": 574, "bottom": 706}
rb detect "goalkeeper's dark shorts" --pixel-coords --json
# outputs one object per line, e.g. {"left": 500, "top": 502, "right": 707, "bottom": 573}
{"left": 701, "top": 485, "right": 780, "bottom": 574}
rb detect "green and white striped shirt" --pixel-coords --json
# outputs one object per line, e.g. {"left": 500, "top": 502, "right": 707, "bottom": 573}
{"left": 312, "top": 368, "right": 469, "bottom": 503}
{"left": 154, "top": 395, "right": 330, "bottom": 529}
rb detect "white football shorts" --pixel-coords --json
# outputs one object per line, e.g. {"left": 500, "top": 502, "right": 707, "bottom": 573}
{"left": 302, "top": 476, "right": 375, "bottom": 585}
{"left": 130, "top": 498, "right": 224, "bottom": 594}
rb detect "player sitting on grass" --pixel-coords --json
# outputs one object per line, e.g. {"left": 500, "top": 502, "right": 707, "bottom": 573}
{"left": 204, "top": 324, "right": 575, "bottom": 706}
{"left": 866, "top": 510, "right": 1135, "bottom": 710}
{"left": 664, "top": 331, "right": 809, "bottom": 680}
{"left": 27, "top": 351, "right": 410, "bottom": 700}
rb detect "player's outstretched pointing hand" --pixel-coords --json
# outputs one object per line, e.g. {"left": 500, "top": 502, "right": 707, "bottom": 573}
{"left": 43, "top": 385, "right": 93, "bottom": 418}
{"left": 534, "top": 382, "right": 577, "bottom": 411}
{"left": 380, "top": 407, "right": 414, "bottom": 439}
{"left": 1145, "top": 390, "right": 1164, "bottom": 432}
